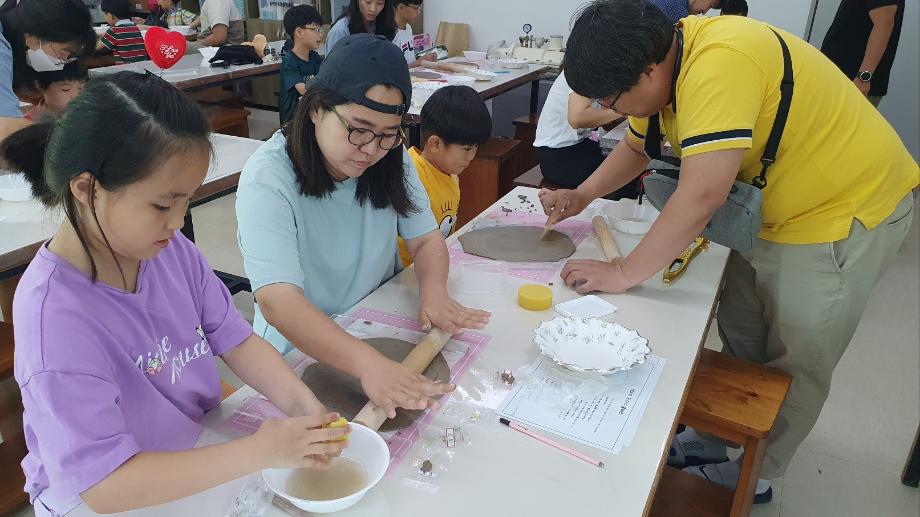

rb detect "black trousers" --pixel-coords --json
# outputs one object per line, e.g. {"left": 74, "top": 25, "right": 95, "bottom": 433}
{"left": 536, "top": 139, "right": 640, "bottom": 199}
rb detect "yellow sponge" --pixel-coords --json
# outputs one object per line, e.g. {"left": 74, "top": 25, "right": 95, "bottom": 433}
{"left": 517, "top": 284, "right": 553, "bottom": 311}
{"left": 323, "top": 417, "right": 350, "bottom": 441}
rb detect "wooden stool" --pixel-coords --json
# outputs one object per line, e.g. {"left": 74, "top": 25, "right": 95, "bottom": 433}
{"left": 0, "top": 322, "right": 28, "bottom": 515}
{"left": 512, "top": 113, "right": 540, "bottom": 176}
{"left": 457, "top": 137, "right": 519, "bottom": 227}
{"left": 650, "top": 348, "right": 792, "bottom": 517}
{"left": 203, "top": 105, "right": 251, "bottom": 138}
{"left": 0, "top": 275, "right": 19, "bottom": 325}
{"left": 513, "top": 165, "right": 560, "bottom": 191}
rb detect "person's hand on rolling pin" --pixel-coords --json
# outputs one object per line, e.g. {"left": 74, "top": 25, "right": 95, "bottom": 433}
{"left": 359, "top": 356, "right": 456, "bottom": 418}
{"left": 251, "top": 412, "right": 350, "bottom": 470}
{"left": 561, "top": 258, "right": 634, "bottom": 294}
{"left": 418, "top": 289, "right": 490, "bottom": 334}
{"left": 539, "top": 188, "right": 591, "bottom": 227}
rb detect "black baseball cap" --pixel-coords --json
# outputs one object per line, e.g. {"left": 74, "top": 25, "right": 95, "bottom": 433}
{"left": 313, "top": 33, "right": 412, "bottom": 116}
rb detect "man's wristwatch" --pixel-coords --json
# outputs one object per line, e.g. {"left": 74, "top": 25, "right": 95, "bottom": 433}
{"left": 858, "top": 70, "right": 873, "bottom": 82}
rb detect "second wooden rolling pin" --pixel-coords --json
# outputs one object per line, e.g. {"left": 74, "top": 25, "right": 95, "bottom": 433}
{"left": 352, "top": 327, "right": 453, "bottom": 430}
{"left": 592, "top": 215, "right": 622, "bottom": 262}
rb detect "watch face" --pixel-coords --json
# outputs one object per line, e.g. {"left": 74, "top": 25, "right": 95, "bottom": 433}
{"left": 859, "top": 70, "right": 873, "bottom": 82}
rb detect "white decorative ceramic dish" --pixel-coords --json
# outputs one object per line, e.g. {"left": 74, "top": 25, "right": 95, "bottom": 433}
{"left": 413, "top": 80, "right": 449, "bottom": 91}
{"left": 456, "top": 66, "right": 497, "bottom": 81}
{"left": 603, "top": 199, "right": 660, "bottom": 235}
{"left": 0, "top": 173, "right": 32, "bottom": 202}
{"left": 446, "top": 75, "right": 475, "bottom": 86}
{"left": 499, "top": 58, "right": 528, "bottom": 69}
{"left": 534, "top": 316, "right": 651, "bottom": 374}
{"left": 262, "top": 423, "right": 389, "bottom": 514}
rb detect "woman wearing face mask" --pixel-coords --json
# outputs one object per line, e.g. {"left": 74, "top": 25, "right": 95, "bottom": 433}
{"left": 325, "top": 0, "right": 397, "bottom": 55}
{"left": 0, "top": 0, "right": 95, "bottom": 144}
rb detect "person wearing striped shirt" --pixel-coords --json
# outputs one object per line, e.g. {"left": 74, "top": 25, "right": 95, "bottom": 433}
{"left": 97, "top": 0, "right": 148, "bottom": 64}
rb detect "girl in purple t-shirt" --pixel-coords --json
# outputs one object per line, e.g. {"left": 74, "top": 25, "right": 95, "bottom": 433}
{"left": 1, "top": 72, "right": 350, "bottom": 516}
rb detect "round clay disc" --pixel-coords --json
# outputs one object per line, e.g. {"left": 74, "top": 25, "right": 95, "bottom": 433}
{"left": 301, "top": 337, "right": 451, "bottom": 432}
{"left": 458, "top": 226, "right": 576, "bottom": 262}
{"left": 410, "top": 71, "right": 441, "bottom": 80}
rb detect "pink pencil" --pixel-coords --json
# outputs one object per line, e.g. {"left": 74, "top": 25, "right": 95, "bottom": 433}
{"left": 499, "top": 417, "right": 605, "bottom": 468}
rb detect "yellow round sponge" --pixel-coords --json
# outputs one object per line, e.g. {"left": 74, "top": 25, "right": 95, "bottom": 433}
{"left": 517, "top": 284, "right": 553, "bottom": 311}
{"left": 323, "top": 417, "right": 350, "bottom": 441}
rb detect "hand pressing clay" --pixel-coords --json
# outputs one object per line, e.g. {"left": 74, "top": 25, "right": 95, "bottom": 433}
{"left": 301, "top": 338, "right": 451, "bottom": 432}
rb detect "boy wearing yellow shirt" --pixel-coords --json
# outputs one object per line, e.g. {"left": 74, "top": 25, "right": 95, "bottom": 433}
{"left": 398, "top": 86, "right": 492, "bottom": 266}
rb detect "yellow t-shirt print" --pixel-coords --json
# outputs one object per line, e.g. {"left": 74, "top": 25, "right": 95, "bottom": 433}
{"left": 398, "top": 147, "right": 461, "bottom": 267}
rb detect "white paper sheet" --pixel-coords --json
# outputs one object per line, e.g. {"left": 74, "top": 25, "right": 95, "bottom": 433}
{"left": 497, "top": 355, "right": 665, "bottom": 454}
{"left": 554, "top": 295, "right": 618, "bottom": 318}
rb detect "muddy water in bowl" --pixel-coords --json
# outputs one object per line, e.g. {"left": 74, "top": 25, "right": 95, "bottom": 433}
{"left": 285, "top": 457, "right": 368, "bottom": 501}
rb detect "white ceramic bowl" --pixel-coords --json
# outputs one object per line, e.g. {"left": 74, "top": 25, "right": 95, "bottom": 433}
{"left": 534, "top": 317, "right": 651, "bottom": 374}
{"left": 198, "top": 46, "right": 219, "bottom": 61}
{"left": 603, "top": 199, "right": 659, "bottom": 235}
{"left": 498, "top": 58, "right": 528, "bottom": 69}
{"left": 262, "top": 423, "right": 389, "bottom": 514}
{"left": 0, "top": 173, "right": 32, "bottom": 202}
{"left": 169, "top": 25, "right": 192, "bottom": 35}
{"left": 446, "top": 75, "right": 476, "bottom": 86}
{"left": 462, "top": 50, "right": 486, "bottom": 61}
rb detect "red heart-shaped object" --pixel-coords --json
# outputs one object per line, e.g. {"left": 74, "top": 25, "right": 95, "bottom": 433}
{"left": 144, "top": 26, "right": 187, "bottom": 70}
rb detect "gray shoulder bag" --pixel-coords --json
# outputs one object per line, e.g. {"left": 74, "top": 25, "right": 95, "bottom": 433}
{"left": 641, "top": 27, "right": 794, "bottom": 251}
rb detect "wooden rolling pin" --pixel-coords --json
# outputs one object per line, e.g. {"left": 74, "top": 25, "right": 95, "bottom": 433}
{"left": 352, "top": 327, "right": 453, "bottom": 430}
{"left": 420, "top": 61, "right": 471, "bottom": 74}
{"left": 592, "top": 215, "right": 622, "bottom": 262}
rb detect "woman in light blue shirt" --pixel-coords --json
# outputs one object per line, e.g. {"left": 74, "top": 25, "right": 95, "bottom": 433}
{"left": 0, "top": 0, "right": 95, "bottom": 142}
{"left": 237, "top": 34, "right": 490, "bottom": 419}
{"left": 325, "top": 0, "right": 397, "bottom": 55}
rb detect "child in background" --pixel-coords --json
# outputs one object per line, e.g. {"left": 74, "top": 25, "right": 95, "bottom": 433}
{"left": 134, "top": 0, "right": 200, "bottom": 29}
{"left": 279, "top": 5, "right": 324, "bottom": 125}
{"left": 398, "top": 85, "right": 491, "bottom": 267}
{"left": 25, "top": 61, "right": 87, "bottom": 122}
{"left": 97, "top": 0, "right": 149, "bottom": 64}
{"left": 392, "top": 0, "right": 434, "bottom": 68}
{"left": 2, "top": 72, "right": 346, "bottom": 517}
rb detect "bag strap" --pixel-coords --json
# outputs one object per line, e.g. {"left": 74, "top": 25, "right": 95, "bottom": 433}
{"left": 754, "top": 28, "right": 794, "bottom": 189}
{"left": 644, "top": 26, "right": 794, "bottom": 190}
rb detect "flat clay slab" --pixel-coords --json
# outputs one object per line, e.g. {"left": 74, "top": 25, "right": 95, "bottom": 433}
{"left": 301, "top": 337, "right": 450, "bottom": 432}
{"left": 458, "top": 226, "right": 576, "bottom": 262}
{"left": 410, "top": 71, "right": 441, "bottom": 80}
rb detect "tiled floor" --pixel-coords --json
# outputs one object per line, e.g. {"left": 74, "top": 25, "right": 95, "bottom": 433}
{"left": 6, "top": 130, "right": 918, "bottom": 517}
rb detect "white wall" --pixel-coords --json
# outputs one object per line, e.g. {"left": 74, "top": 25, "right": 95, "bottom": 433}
{"left": 808, "top": 0, "right": 919, "bottom": 160}
{"left": 422, "top": 0, "right": 816, "bottom": 51}
{"left": 422, "top": 0, "right": 591, "bottom": 52}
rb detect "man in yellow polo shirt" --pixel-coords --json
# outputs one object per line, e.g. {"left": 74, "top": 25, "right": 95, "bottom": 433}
{"left": 541, "top": 0, "right": 918, "bottom": 502}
